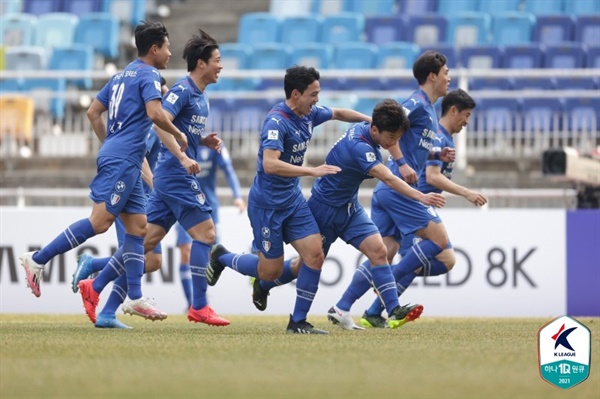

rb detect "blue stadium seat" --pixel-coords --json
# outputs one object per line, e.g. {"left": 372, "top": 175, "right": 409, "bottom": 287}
{"left": 397, "top": 0, "right": 436, "bottom": 15}
{"left": 405, "top": 14, "right": 447, "bottom": 48}
{"left": 574, "top": 16, "right": 600, "bottom": 48}
{"left": 564, "top": 0, "right": 600, "bottom": 15}
{"left": 269, "top": 0, "right": 311, "bottom": 16}
{"left": 543, "top": 43, "right": 586, "bottom": 69}
{"left": 502, "top": 45, "right": 544, "bottom": 68}
{"left": 475, "top": 98, "right": 520, "bottom": 133}
{"left": 21, "top": 77, "right": 66, "bottom": 119}
{"left": 586, "top": 46, "right": 600, "bottom": 68}
{"left": 355, "top": 98, "right": 381, "bottom": 116}
{"left": 23, "top": 0, "right": 60, "bottom": 15}
{"left": 344, "top": 0, "right": 396, "bottom": 15}
{"left": 492, "top": 12, "right": 536, "bottom": 45}
{"left": 333, "top": 42, "right": 377, "bottom": 69}
{"left": 337, "top": 77, "right": 383, "bottom": 91}
{"left": 521, "top": 98, "right": 563, "bottom": 132}
{"left": 523, "top": 0, "right": 563, "bottom": 15}
{"left": 554, "top": 77, "right": 598, "bottom": 90}
{"left": 564, "top": 98, "right": 600, "bottom": 134}
{"left": 211, "top": 77, "right": 260, "bottom": 92}
{"left": 280, "top": 15, "right": 322, "bottom": 44}
{"left": 237, "top": 13, "right": 280, "bottom": 44}
{"left": 460, "top": 45, "right": 502, "bottom": 68}
{"left": 5, "top": 46, "right": 47, "bottom": 70}
{"left": 365, "top": 15, "right": 405, "bottom": 45}
{"left": 437, "top": 0, "right": 478, "bottom": 16}
{"left": 321, "top": 13, "right": 365, "bottom": 44}
{"left": 49, "top": 44, "right": 94, "bottom": 89}
{"left": 205, "top": 98, "right": 231, "bottom": 133}
{"left": 479, "top": 0, "right": 520, "bottom": 13}
{"left": 0, "top": 78, "right": 22, "bottom": 92}
{"left": 248, "top": 43, "right": 291, "bottom": 70}
{"left": 311, "top": 0, "right": 345, "bottom": 15}
{"left": 0, "top": 0, "right": 23, "bottom": 15}
{"left": 469, "top": 77, "right": 512, "bottom": 90}
{"left": 512, "top": 77, "right": 555, "bottom": 90}
{"left": 75, "top": 13, "right": 119, "bottom": 59}
{"left": 533, "top": 15, "right": 575, "bottom": 45}
{"left": 377, "top": 42, "right": 420, "bottom": 69}
{"left": 290, "top": 43, "right": 334, "bottom": 69}
{"left": 35, "top": 13, "right": 78, "bottom": 48}
{"left": 104, "top": 0, "right": 146, "bottom": 28}
{"left": 0, "top": 13, "right": 37, "bottom": 46}
{"left": 446, "top": 12, "right": 491, "bottom": 48}
{"left": 230, "top": 99, "right": 275, "bottom": 133}
{"left": 61, "top": 0, "right": 103, "bottom": 16}
{"left": 421, "top": 44, "right": 458, "bottom": 69}
{"left": 218, "top": 43, "right": 250, "bottom": 69}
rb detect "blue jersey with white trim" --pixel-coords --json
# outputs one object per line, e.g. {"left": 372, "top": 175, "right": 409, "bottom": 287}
{"left": 311, "top": 122, "right": 382, "bottom": 206}
{"left": 418, "top": 124, "right": 454, "bottom": 194}
{"left": 154, "top": 76, "right": 209, "bottom": 178}
{"left": 249, "top": 102, "right": 332, "bottom": 209}
{"left": 96, "top": 59, "right": 163, "bottom": 168}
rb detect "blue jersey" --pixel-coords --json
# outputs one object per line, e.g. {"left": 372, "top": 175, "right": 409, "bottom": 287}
{"left": 249, "top": 102, "right": 332, "bottom": 209}
{"left": 96, "top": 59, "right": 163, "bottom": 168}
{"left": 142, "top": 127, "right": 161, "bottom": 195}
{"left": 418, "top": 124, "right": 454, "bottom": 194}
{"left": 311, "top": 122, "right": 382, "bottom": 206}
{"left": 154, "top": 76, "right": 209, "bottom": 178}
{"left": 197, "top": 145, "right": 242, "bottom": 209}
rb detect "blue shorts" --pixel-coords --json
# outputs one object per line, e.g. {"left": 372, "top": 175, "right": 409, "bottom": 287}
{"left": 115, "top": 216, "right": 162, "bottom": 254}
{"left": 89, "top": 157, "right": 146, "bottom": 216}
{"left": 248, "top": 196, "right": 319, "bottom": 259}
{"left": 308, "top": 197, "right": 379, "bottom": 256}
{"left": 371, "top": 188, "right": 442, "bottom": 238}
{"left": 400, "top": 232, "right": 452, "bottom": 257}
{"left": 147, "top": 175, "right": 212, "bottom": 233}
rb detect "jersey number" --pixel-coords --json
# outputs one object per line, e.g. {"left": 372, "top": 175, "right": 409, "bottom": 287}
{"left": 109, "top": 83, "right": 125, "bottom": 120}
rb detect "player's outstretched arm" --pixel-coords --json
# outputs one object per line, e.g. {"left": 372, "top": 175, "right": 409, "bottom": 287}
{"left": 262, "top": 149, "right": 340, "bottom": 177}
{"left": 331, "top": 108, "right": 371, "bottom": 123}
{"left": 426, "top": 165, "right": 488, "bottom": 207}
{"left": 388, "top": 142, "right": 417, "bottom": 184}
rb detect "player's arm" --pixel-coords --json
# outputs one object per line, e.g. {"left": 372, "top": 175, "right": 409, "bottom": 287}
{"left": 141, "top": 158, "right": 153, "bottom": 189}
{"left": 428, "top": 147, "right": 455, "bottom": 163}
{"left": 86, "top": 99, "right": 108, "bottom": 143}
{"left": 146, "top": 99, "right": 188, "bottom": 152}
{"left": 263, "top": 149, "right": 340, "bottom": 177}
{"left": 331, "top": 108, "right": 371, "bottom": 123}
{"left": 153, "top": 110, "right": 199, "bottom": 175}
{"left": 388, "top": 142, "right": 417, "bottom": 184}
{"left": 369, "top": 163, "right": 445, "bottom": 208}
{"left": 426, "top": 165, "right": 488, "bottom": 206}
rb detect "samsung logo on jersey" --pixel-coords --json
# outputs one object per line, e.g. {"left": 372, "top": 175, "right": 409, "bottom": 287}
{"left": 292, "top": 140, "right": 310, "bottom": 152}
{"left": 191, "top": 115, "right": 206, "bottom": 124}
{"left": 422, "top": 129, "right": 437, "bottom": 140}
{"left": 188, "top": 125, "right": 204, "bottom": 135}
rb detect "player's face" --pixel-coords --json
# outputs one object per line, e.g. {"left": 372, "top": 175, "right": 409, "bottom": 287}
{"left": 452, "top": 108, "right": 472, "bottom": 133}
{"left": 153, "top": 38, "right": 172, "bottom": 70}
{"left": 433, "top": 65, "right": 450, "bottom": 97}
{"left": 373, "top": 127, "right": 402, "bottom": 149}
{"left": 295, "top": 80, "right": 320, "bottom": 116}
{"left": 202, "top": 49, "right": 223, "bottom": 85}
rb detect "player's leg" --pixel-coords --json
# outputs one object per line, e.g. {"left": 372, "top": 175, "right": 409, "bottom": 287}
{"left": 175, "top": 223, "right": 193, "bottom": 308}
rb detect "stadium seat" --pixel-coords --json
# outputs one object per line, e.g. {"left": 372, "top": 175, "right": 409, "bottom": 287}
{"left": 523, "top": 0, "right": 564, "bottom": 15}
{"left": 311, "top": 0, "right": 344, "bottom": 15}
{"left": 290, "top": 43, "right": 334, "bottom": 69}
{"left": 421, "top": 44, "right": 458, "bottom": 68}
{"left": 475, "top": 98, "right": 520, "bottom": 133}
{"left": 521, "top": 98, "right": 563, "bottom": 132}
{"left": 230, "top": 98, "right": 275, "bottom": 133}
{"left": 512, "top": 77, "right": 555, "bottom": 90}
{"left": 502, "top": 45, "right": 544, "bottom": 68}
{"left": 376, "top": 42, "right": 420, "bottom": 69}
{"left": 269, "top": 0, "right": 311, "bottom": 16}
{"left": 563, "top": 0, "right": 600, "bottom": 15}
{"left": 0, "top": 95, "right": 34, "bottom": 146}
{"left": 468, "top": 77, "right": 513, "bottom": 90}
{"left": 564, "top": 98, "right": 600, "bottom": 134}
{"left": 533, "top": 15, "right": 575, "bottom": 45}
{"left": 35, "top": 13, "right": 78, "bottom": 49}
{"left": 0, "top": 78, "right": 22, "bottom": 92}
{"left": 543, "top": 43, "right": 586, "bottom": 69}
{"left": 333, "top": 42, "right": 377, "bottom": 69}
{"left": 355, "top": 98, "right": 381, "bottom": 116}
{"left": 105, "top": 0, "right": 146, "bottom": 28}
{"left": 237, "top": 13, "right": 280, "bottom": 44}
{"left": 479, "top": 0, "right": 520, "bottom": 13}
{"left": 5, "top": 46, "right": 47, "bottom": 70}
{"left": 437, "top": 0, "right": 478, "bottom": 16}
{"left": 61, "top": 0, "right": 104, "bottom": 16}
{"left": 365, "top": 15, "right": 405, "bottom": 45}
{"left": 446, "top": 12, "right": 491, "bottom": 48}
{"left": 554, "top": 77, "right": 598, "bottom": 90}
{"left": 405, "top": 14, "right": 447, "bottom": 48}
{"left": 23, "top": 0, "right": 60, "bottom": 15}
{"left": 460, "top": 45, "right": 502, "bottom": 69}
{"left": 20, "top": 77, "right": 66, "bottom": 120}
{"left": 344, "top": 0, "right": 397, "bottom": 15}
{"left": 586, "top": 46, "right": 600, "bottom": 68}
{"left": 248, "top": 43, "right": 291, "bottom": 70}
{"left": 397, "top": 0, "right": 436, "bottom": 15}
{"left": 492, "top": 12, "right": 536, "bottom": 45}
{"left": 218, "top": 43, "right": 250, "bottom": 70}
{"left": 75, "top": 13, "right": 119, "bottom": 59}
{"left": 0, "top": 0, "right": 23, "bottom": 15}
{"left": 574, "top": 16, "right": 600, "bottom": 48}
{"left": 211, "top": 77, "right": 260, "bottom": 92}
{"left": 321, "top": 13, "right": 365, "bottom": 44}
{"left": 49, "top": 44, "right": 94, "bottom": 89}
{"left": 280, "top": 15, "right": 322, "bottom": 44}
{"left": 0, "top": 13, "right": 37, "bottom": 46}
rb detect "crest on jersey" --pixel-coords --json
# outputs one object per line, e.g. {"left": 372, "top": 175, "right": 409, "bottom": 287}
{"left": 366, "top": 152, "right": 376, "bottom": 162}
{"left": 262, "top": 240, "right": 271, "bottom": 252}
{"left": 114, "top": 181, "right": 126, "bottom": 192}
{"left": 191, "top": 181, "right": 199, "bottom": 191}
{"left": 110, "top": 193, "right": 120, "bottom": 206}
{"left": 196, "top": 192, "right": 206, "bottom": 205}
{"left": 166, "top": 93, "right": 179, "bottom": 104}
{"left": 268, "top": 130, "right": 278, "bottom": 140}
{"left": 154, "top": 81, "right": 161, "bottom": 91}
{"left": 261, "top": 227, "right": 270, "bottom": 238}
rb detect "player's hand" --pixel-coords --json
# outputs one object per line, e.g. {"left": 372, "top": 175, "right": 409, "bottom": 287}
{"left": 175, "top": 131, "right": 188, "bottom": 152}
{"left": 180, "top": 157, "right": 200, "bottom": 175}
{"left": 203, "top": 132, "right": 222, "bottom": 152}
{"left": 420, "top": 192, "right": 446, "bottom": 208}
{"left": 311, "top": 164, "right": 341, "bottom": 177}
{"left": 399, "top": 164, "right": 417, "bottom": 184}
{"left": 233, "top": 197, "right": 246, "bottom": 213}
{"left": 440, "top": 147, "right": 456, "bottom": 163}
{"left": 466, "top": 190, "right": 488, "bottom": 207}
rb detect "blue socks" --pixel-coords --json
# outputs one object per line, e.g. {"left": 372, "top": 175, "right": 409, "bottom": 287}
{"left": 190, "top": 240, "right": 211, "bottom": 310}
{"left": 371, "top": 265, "right": 399, "bottom": 314}
{"left": 91, "top": 257, "right": 111, "bottom": 273}
{"left": 123, "top": 234, "right": 145, "bottom": 300}
{"left": 222, "top": 252, "right": 259, "bottom": 277}
{"left": 291, "top": 264, "right": 321, "bottom": 323}
{"left": 259, "top": 259, "right": 296, "bottom": 291}
{"left": 393, "top": 239, "right": 443, "bottom": 277}
{"left": 336, "top": 261, "right": 373, "bottom": 312}
{"left": 92, "top": 247, "right": 125, "bottom": 293}
{"left": 179, "top": 263, "right": 193, "bottom": 308}
{"left": 33, "top": 218, "right": 95, "bottom": 265}
{"left": 99, "top": 275, "right": 127, "bottom": 316}
{"left": 416, "top": 257, "right": 449, "bottom": 277}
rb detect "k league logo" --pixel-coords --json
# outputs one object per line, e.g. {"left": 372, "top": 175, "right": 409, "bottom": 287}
{"left": 538, "top": 316, "right": 591, "bottom": 390}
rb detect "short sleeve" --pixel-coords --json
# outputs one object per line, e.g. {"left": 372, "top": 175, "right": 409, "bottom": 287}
{"left": 260, "top": 117, "right": 284, "bottom": 152}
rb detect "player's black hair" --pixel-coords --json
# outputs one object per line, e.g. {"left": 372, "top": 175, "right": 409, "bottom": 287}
{"left": 441, "top": 89, "right": 476, "bottom": 116}
{"left": 183, "top": 29, "right": 219, "bottom": 72}
{"left": 413, "top": 51, "right": 447, "bottom": 86}
{"left": 135, "top": 21, "right": 169, "bottom": 57}
{"left": 284, "top": 65, "right": 320, "bottom": 99}
{"left": 372, "top": 99, "right": 410, "bottom": 134}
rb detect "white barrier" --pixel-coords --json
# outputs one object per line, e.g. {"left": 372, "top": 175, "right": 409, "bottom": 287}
{"left": 0, "top": 207, "right": 565, "bottom": 317}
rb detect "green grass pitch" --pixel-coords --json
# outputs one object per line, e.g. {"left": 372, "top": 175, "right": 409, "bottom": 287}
{"left": 1, "top": 315, "right": 598, "bottom": 398}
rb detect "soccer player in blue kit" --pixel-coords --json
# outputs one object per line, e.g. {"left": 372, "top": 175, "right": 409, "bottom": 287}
{"left": 361, "top": 89, "right": 488, "bottom": 327}
{"left": 175, "top": 143, "right": 245, "bottom": 309}
{"left": 207, "top": 65, "right": 372, "bottom": 334}
{"left": 19, "top": 22, "right": 186, "bottom": 314}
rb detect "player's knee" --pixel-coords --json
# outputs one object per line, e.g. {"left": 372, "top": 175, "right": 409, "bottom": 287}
{"left": 260, "top": 268, "right": 282, "bottom": 281}
{"left": 303, "top": 250, "right": 324, "bottom": 269}
{"left": 444, "top": 252, "right": 456, "bottom": 271}
{"left": 368, "top": 244, "right": 388, "bottom": 266}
